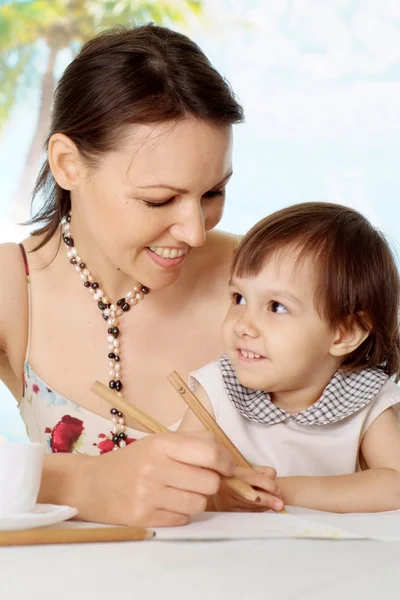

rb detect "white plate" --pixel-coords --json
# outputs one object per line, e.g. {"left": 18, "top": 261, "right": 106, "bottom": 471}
{"left": 0, "top": 504, "right": 78, "bottom": 531}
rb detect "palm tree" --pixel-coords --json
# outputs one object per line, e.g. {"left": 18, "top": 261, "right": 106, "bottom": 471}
{"left": 0, "top": 0, "right": 202, "bottom": 222}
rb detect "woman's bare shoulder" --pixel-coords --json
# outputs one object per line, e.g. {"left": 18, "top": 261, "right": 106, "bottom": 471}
{"left": 0, "top": 242, "right": 28, "bottom": 314}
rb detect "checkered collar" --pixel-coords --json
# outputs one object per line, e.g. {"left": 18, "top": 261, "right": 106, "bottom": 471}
{"left": 219, "top": 355, "right": 388, "bottom": 426}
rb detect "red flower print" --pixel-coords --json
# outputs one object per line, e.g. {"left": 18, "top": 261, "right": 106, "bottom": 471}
{"left": 45, "top": 427, "right": 51, "bottom": 434}
{"left": 32, "top": 384, "right": 40, "bottom": 394}
{"left": 97, "top": 436, "right": 136, "bottom": 455}
{"left": 49, "top": 415, "right": 84, "bottom": 453}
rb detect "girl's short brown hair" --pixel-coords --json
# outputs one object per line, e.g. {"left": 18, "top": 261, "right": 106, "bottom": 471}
{"left": 232, "top": 202, "right": 400, "bottom": 378}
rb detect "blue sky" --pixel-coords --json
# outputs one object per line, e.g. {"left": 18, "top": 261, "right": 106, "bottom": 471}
{"left": 1, "top": 0, "right": 399, "bottom": 440}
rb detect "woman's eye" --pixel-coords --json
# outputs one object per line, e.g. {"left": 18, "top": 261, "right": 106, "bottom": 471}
{"left": 232, "top": 293, "right": 246, "bottom": 306}
{"left": 270, "top": 301, "right": 289, "bottom": 314}
{"left": 203, "top": 188, "right": 225, "bottom": 199}
{"left": 143, "top": 198, "right": 174, "bottom": 208}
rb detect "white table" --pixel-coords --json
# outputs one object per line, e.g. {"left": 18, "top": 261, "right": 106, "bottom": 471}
{"left": 1, "top": 527, "right": 399, "bottom": 600}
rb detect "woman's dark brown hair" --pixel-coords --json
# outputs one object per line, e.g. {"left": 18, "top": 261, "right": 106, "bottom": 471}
{"left": 232, "top": 202, "right": 400, "bottom": 378}
{"left": 29, "top": 23, "right": 244, "bottom": 248}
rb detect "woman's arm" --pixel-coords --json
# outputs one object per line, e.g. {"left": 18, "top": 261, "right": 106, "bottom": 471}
{"left": 277, "top": 407, "right": 400, "bottom": 513}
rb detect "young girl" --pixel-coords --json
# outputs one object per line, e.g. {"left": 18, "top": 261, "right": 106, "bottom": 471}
{"left": 181, "top": 202, "right": 400, "bottom": 514}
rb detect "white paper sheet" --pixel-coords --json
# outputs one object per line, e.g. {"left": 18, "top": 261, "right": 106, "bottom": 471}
{"left": 154, "top": 508, "right": 400, "bottom": 541}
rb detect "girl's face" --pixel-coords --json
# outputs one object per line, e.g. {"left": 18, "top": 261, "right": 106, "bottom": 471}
{"left": 222, "top": 248, "right": 343, "bottom": 410}
{"left": 72, "top": 119, "right": 233, "bottom": 289}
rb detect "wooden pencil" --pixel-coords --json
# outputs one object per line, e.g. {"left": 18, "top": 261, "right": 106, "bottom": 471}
{"left": 167, "top": 371, "right": 287, "bottom": 513}
{"left": 91, "top": 381, "right": 260, "bottom": 503}
{"left": 0, "top": 526, "right": 154, "bottom": 547}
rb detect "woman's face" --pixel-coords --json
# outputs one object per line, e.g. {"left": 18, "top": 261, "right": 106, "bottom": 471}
{"left": 73, "top": 119, "right": 233, "bottom": 290}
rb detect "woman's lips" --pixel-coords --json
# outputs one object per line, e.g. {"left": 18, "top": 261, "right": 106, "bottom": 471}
{"left": 145, "top": 247, "right": 187, "bottom": 268}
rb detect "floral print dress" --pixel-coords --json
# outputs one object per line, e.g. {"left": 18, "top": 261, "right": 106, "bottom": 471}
{"left": 20, "top": 361, "right": 180, "bottom": 455}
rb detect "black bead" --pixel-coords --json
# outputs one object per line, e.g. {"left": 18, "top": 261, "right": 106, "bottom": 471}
{"left": 112, "top": 327, "right": 119, "bottom": 338}
{"left": 118, "top": 432, "right": 127, "bottom": 440}
{"left": 107, "top": 328, "right": 113, "bottom": 335}
{"left": 91, "top": 282, "right": 99, "bottom": 290}
{"left": 116, "top": 298, "right": 125, "bottom": 307}
{"left": 98, "top": 301, "right": 107, "bottom": 311}
{"left": 66, "top": 215, "right": 71, "bottom": 223}
{"left": 70, "top": 258, "right": 77, "bottom": 265}
{"left": 110, "top": 408, "right": 118, "bottom": 415}
{"left": 142, "top": 286, "right": 149, "bottom": 294}
{"left": 84, "top": 281, "right": 91, "bottom": 288}
{"left": 102, "top": 314, "right": 109, "bottom": 321}
{"left": 122, "top": 303, "right": 130, "bottom": 312}
{"left": 65, "top": 237, "right": 74, "bottom": 247}
{"left": 109, "top": 380, "right": 116, "bottom": 390}
{"left": 79, "top": 263, "right": 85, "bottom": 269}
{"left": 108, "top": 352, "right": 116, "bottom": 359}
{"left": 115, "top": 380, "right": 122, "bottom": 392}
{"left": 118, "top": 412, "right": 123, "bottom": 418}
{"left": 112, "top": 436, "right": 119, "bottom": 444}
{"left": 114, "top": 355, "right": 120, "bottom": 362}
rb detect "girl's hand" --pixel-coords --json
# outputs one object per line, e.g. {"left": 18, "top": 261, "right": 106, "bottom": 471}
{"left": 213, "top": 466, "right": 284, "bottom": 512}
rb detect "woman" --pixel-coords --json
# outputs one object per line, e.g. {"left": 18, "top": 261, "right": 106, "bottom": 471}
{"left": 0, "top": 24, "right": 256, "bottom": 526}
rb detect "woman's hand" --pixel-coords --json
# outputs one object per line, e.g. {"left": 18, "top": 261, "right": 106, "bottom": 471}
{"left": 213, "top": 466, "right": 284, "bottom": 513}
{"left": 42, "top": 430, "right": 236, "bottom": 527}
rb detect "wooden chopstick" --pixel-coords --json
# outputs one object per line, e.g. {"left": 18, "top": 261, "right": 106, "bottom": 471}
{"left": 91, "top": 381, "right": 260, "bottom": 503}
{"left": 0, "top": 526, "right": 154, "bottom": 547}
{"left": 167, "top": 371, "right": 287, "bottom": 513}
{"left": 167, "top": 371, "right": 251, "bottom": 468}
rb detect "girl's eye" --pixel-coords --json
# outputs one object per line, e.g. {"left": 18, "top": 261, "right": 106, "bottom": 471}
{"left": 231, "top": 293, "right": 246, "bottom": 306}
{"left": 270, "top": 301, "right": 289, "bottom": 314}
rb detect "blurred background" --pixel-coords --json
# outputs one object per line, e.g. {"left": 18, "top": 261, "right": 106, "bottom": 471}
{"left": 1, "top": 0, "right": 399, "bottom": 441}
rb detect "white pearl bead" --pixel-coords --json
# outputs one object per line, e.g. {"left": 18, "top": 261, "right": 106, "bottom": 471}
{"left": 126, "top": 291, "right": 134, "bottom": 299}
{"left": 112, "top": 446, "right": 119, "bottom": 451}
{"left": 108, "top": 344, "right": 114, "bottom": 351}
{"left": 90, "top": 288, "right": 95, "bottom": 295}
{"left": 119, "top": 425, "right": 126, "bottom": 432}
{"left": 114, "top": 348, "right": 119, "bottom": 355}
{"left": 110, "top": 305, "right": 116, "bottom": 312}
{"left": 119, "top": 440, "right": 127, "bottom": 448}
{"left": 109, "top": 361, "right": 114, "bottom": 368}
{"left": 109, "top": 370, "right": 115, "bottom": 378}
{"left": 88, "top": 275, "right": 93, "bottom": 282}
{"left": 135, "top": 292, "right": 143, "bottom": 301}
{"left": 80, "top": 273, "right": 86, "bottom": 281}
{"left": 115, "top": 363, "right": 120, "bottom": 372}
{"left": 96, "top": 289, "right": 103, "bottom": 297}
{"left": 108, "top": 318, "right": 115, "bottom": 326}
{"left": 104, "top": 308, "right": 111, "bottom": 316}
{"left": 93, "top": 293, "right": 101, "bottom": 301}
{"left": 67, "top": 250, "right": 73, "bottom": 258}
{"left": 75, "top": 265, "right": 81, "bottom": 272}
{"left": 112, "top": 416, "right": 118, "bottom": 424}
{"left": 112, "top": 426, "right": 119, "bottom": 434}
{"left": 102, "top": 296, "right": 109, "bottom": 305}
{"left": 113, "top": 339, "right": 119, "bottom": 348}
{"left": 76, "top": 256, "right": 81, "bottom": 262}
{"left": 110, "top": 311, "right": 116, "bottom": 318}
{"left": 107, "top": 335, "right": 114, "bottom": 343}
{"left": 71, "top": 248, "right": 78, "bottom": 256}
{"left": 133, "top": 285, "right": 141, "bottom": 293}
{"left": 116, "top": 309, "right": 123, "bottom": 316}
{"left": 83, "top": 269, "right": 90, "bottom": 276}
{"left": 118, "top": 417, "right": 124, "bottom": 425}
{"left": 129, "top": 298, "right": 137, "bottom": 306}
